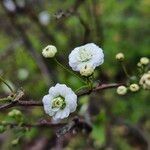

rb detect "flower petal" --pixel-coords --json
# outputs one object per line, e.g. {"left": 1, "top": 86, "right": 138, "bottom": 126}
{"left": 65, "top": 94, "right": 77, "bottom": 113}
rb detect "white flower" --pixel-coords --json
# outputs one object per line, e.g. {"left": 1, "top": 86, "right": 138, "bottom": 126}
{"left": 140, "top": 57, "right": 149, "bottom": 65}
{"left": 3, "top": 0, "right": 16, "bottom": 12}
{"left": 80, "top": 64, "right": 94, "bottom": 77}
{"left": 139, "top": 73, "right": 150, "bottom": 90}
{"left": 69, "top": 43, "right": 104, "bottom": 71}
{"left": 42, "top": 45, "right": 57, "bottom": 58}
{"left": 38, "top": 11, "right": 50, "bottom": 26}
{"left": 129, "top": 84, "right": 140, "bottom": 92}
{"left": 115, "top": 53, "right": 124, "bottom": 61}
{"left": 42, "top": 83, "right": 77, "bottom": 120}
{"left": 117, "top": 86, "right": 127, "bottom": 95}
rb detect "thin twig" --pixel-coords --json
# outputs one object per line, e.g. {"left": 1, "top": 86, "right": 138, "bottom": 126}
{"left": 0, "top": 76, "right": 14, "bottom": 93}
{"left": 0, "top": 122, "right": 66, "bottom": 128}
{"left": 0, "top": 83, "right": 123, "bottom": 111}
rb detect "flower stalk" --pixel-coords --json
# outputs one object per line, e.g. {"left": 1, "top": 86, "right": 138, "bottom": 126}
{"left": 121, "top": 62, "right": 130, "bottom": 78}
{"left": 0, "top": 76, "right": 14, "bottom": 93}
{"left": 54, "top": 58, "right": 86, "bottom": 83}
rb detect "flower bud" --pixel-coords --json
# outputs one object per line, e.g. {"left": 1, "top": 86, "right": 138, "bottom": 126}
{"left": 137, "top": 62, "right": 142, "bottom": 67}
{"left": 11, "top": 138, "right": 19, "bottom": 146}
{"left": 139, "top": 73, "right": 150, "bottom": 90}
{"left": 8, "top": 109, "right": 22, "bottom": 117}
{"left": 117, "top": 86, "right": 127, "bottom": 95}
{"left": 80, "top": 64, "right": 94, "bottom": 77}
{"left": 140, "top": 57, "right": 149, "bottom": 65}
{"left": 42, "top": 45, "right": 57, "bottom": 58}
{"left": 129, "top": 84, "right": 140, "bottom": 92}
{"left": 115, "top": 53, "right": 124, "bottom": 61}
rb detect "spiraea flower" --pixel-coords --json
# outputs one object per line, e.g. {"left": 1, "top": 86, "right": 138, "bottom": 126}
{"left": 80, "top": 64, "right": 94, "bottom": 77}
{"left": 69, "top": 43, "right": 104, "bottom": 72}
{"left": 42, "top": 84, "right": 77, "bottom": 120}
{"left": 115, "top": 53, "right": 124, "bottom": 61}
{"left": 117, "top": 86, "right": 127, "bottom": 95}
{"left": 129, "top": 84, "right": 140, "bottom": 92}
{"left": 42, "top": 45, "right": 57, "bottom": 58}
{"left": 139, "top": 72, "right": 150, "bottom": 90}
{"left": 140, "top": 57, "right": 149, "bottom": 65}
{"left": 3, "top": 0, "right": 16, "bottom": 12}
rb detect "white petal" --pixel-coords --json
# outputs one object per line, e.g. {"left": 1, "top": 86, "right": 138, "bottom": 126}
{"left": 42, "top": 95, "right": 52, "bottom": 105}
{"left": 49, "top": 86, "right": 59, "bottom": 97}
{"left": 65, "top": 94, "right": 77, "bottom": 112}
{"left": 55, "top": 83, "right": 73, "bottom": 97}
{"left": 53, "top": 108, "right": 70, "bottom": 120}
{"left": 42, "top": 95, "right": 55, "bottom": 116}
{"left": 53, "top": 111, "right": 62, "bottom": 120}
{"left": 43, "top": 104, "right": 55, "bottom": 116}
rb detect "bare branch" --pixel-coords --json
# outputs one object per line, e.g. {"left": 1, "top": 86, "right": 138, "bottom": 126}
{"left": 1, "top": 122, "right": 66, "bottom": 128}
{"left": 0, "top": 83, "right": 123, "bottom": 111}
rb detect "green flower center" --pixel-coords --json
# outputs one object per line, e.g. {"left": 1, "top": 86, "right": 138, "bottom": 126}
{"left": 78, "top": 48, "right": 92, "bottom": 62}
{"left": 52, "top": 96, "right": 66, "bottom": 109}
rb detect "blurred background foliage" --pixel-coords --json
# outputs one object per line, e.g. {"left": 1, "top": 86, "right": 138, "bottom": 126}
{"left": 0, "top": 0, "right": 149, "bottom": 149}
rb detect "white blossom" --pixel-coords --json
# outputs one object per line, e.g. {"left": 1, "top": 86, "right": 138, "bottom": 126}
{"left": 3, "top": 0, "right": 16, "bottom": 12}
{"left": 139, "top": 72, "right": 150, "bottom": 90}
{"left": 69, "top": 43, "right": 104, "bottom": 72}
{"left": 38, "top": 11, "right": 50, "bottom": 26}
{"left": 42, "top": 45, "right": 57, "bottom": 58}
{"left": 117, "top": 86, "right": 127, "bottom": 95}
{"left": 42, "top": 84, "right": 77, "bottom": 120}
{"left": 129, "top": 84, "right": 140, "bottom": 92}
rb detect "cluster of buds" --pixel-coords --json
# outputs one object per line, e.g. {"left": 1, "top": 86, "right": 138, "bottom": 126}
{"left": 139, "top": 72, "right": 150, "bottom": 90}
{"left": 115, "top": 53, "right": 150, "bottom": 95}
{"left": 8, "top": 109, "right": 22, "bottom": 117}
{"left": 137, "top": 57, "right": 150, "bottom": 90}
{"left": 116, "top": 83, "right": 140, "bottom": 95}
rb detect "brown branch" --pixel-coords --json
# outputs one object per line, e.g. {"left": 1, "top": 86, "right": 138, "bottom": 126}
{"left": 0, "top": 117, "right": 92, "bottom": 136}
{"left": 1, "top": 122, "right": 66, "bottom": 128}
{"left": 0, "top": 83, "right": 123, "bottom": 111}
{"left": 77, "top": 83, "right": 123, "bottom": 96}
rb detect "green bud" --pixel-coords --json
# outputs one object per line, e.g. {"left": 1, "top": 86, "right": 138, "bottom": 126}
{"left": 11, "top": 138, "right": 19, "bottom": 146}
{"left": 8, "top": 109, "right": 22, "bottom": 117}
